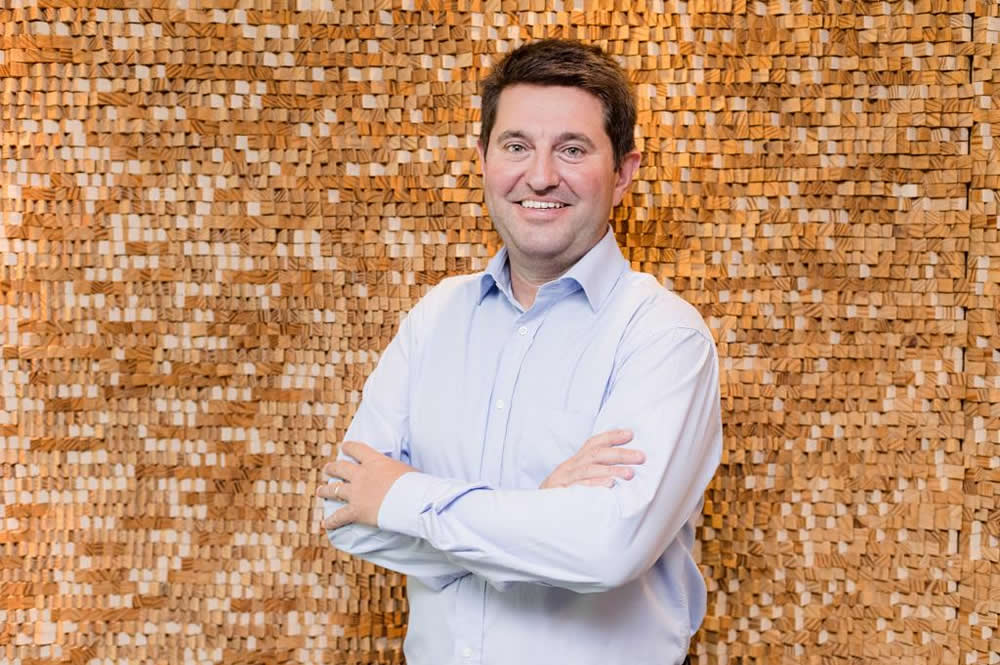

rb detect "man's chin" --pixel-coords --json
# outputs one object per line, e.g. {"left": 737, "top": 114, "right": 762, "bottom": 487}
{"left": 508, "top": 241, "right": 588, "bottom": 272}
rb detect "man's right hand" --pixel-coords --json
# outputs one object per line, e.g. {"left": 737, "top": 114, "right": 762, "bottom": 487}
{"left": 539, "top": 429, "right": 645, "bottom": 489}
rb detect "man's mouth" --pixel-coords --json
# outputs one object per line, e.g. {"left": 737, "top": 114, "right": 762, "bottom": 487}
{"left": 519, "top": 200, "right": 568, "bottom": 209}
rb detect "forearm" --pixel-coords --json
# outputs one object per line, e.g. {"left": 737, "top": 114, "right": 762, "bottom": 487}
{"left": 324, "top": 496, "right": 469, "bottom": 591}
{"left": 376, "top": 476, "right": 628, "bottom": 592}
{"left": 377, "top": 434, "right": 716, "bottom": 592}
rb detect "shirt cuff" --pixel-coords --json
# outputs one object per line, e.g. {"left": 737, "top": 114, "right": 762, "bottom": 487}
{"left": 377, "top": 471, "right": 488, "bottom": 538}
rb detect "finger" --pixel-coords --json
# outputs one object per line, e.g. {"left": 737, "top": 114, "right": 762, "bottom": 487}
{"left": 322, "top": 460, "right": 350, "bottom": 478}
{"left": 339, "top": 440, "right": 376, "bottom": 462}
{"left": 322, "top": 505, "right": 358, "bottom": 530}
{"left": 322, "top": 460, "right": 357, "bottom": 481}
{"left": 574, "top": 464, "right": 634, "bottom": 483}
{"left": 575, "top": 477, "right": 617, "bottom": 488}
{"left": 590, "top": 447, "right": 646, "bottom": 466}
{"left": 315, "top": 481, "right": 350, "bottom": 501}
{"left": 583, "top": 429, "right": 633, "bottom": 449}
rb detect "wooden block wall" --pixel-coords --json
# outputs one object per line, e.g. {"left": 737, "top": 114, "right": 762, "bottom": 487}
{"left": 1, "top": 1, "right": 998, "bottom": 664}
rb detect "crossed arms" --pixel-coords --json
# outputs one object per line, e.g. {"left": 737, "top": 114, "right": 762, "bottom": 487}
{"left": 319, "top": 303, "right": 723, "bottom": 594}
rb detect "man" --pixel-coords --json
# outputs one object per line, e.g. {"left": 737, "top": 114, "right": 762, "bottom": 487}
{"left": 318, "top": 39, "right": 722, "bottom": 665}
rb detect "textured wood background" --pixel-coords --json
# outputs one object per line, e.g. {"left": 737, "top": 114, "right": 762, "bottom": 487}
{"left": 1, "top": 1, "right": 998, "bottom": 663}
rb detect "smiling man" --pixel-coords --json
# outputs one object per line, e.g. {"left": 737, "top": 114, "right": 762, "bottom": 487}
{"left": 318, "top": 40, "right": 722, "bottom": 665}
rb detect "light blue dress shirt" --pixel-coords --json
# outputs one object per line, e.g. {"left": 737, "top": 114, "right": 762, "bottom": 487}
{"left": 324, "top": 228, "right": 722, "bottom": 665}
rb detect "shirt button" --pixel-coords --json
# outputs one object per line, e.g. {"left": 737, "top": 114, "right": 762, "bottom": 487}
{"left": 518, "top": 326, "right": 528, "bottom": 335}
{"left": 462, "top": 647, "right": 474, "bottom": 658}
{"left": 495, "top": 399, "right": 505, "bottom": 410}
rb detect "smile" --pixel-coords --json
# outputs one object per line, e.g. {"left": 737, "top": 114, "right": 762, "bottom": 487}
{"left": 520, "top": 200, "right": 567, "bottom": 209}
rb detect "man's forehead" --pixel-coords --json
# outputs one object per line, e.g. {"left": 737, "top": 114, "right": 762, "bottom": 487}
{"left": 494, "top": 82, "right": 604, "bottom": 108}
{"left": 491, "top": 84, "right": 608, "bottom": 142}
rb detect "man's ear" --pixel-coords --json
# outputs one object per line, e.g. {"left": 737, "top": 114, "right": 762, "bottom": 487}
{"left": 612, "top": 150, "right": 642, "bottom": 206}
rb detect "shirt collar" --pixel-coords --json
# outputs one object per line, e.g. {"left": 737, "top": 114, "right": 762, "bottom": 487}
{"left": 477, "top": 227, "right": 627, "bottom": 311}
{"left": 479, "top": 245, "right": 513, "bottom": 304}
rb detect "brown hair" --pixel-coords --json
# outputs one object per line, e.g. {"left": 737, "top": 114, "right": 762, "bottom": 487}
{"left": 479, "top": 39, "right": 637, "bottom": 170}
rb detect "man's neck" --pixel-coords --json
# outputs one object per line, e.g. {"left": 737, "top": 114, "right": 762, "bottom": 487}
{"left": 509, "top": 269, "right": 547, "bottom": 310}
{"left": 508, "top": 255, "right": 579, "bottom": 309}
{"left": 504, "top": 234, "right": 606, "bottom": 309}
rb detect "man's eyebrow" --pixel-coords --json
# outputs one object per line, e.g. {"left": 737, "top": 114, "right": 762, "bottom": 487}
{"left": 494, "top": 130, "right": 597, "bottom": 149}
{"left": 554, "top": 132, "right": 596, "bottom": 149}
{"left": 495, "top": 130, "right": 529, "bottom": 144}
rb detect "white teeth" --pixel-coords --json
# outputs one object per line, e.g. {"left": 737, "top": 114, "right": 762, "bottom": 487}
{"left": 520, "top": 200, "right": 566, "bottom": 209}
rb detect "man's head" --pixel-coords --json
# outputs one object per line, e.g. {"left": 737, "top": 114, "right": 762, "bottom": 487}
{"left": 476, "top": 40, "right": 641, "bottom": 284}
{"left": 479, "top": 39, "right": 636, "bottom": 171}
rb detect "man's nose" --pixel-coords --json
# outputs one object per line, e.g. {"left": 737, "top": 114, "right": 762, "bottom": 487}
{"left": 524, "top": 153, "right": 559, "bottom": 191}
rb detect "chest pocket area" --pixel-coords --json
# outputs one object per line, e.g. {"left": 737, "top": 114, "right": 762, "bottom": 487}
{"left": 513, "top": 404, "right": 595, "bottom": 489}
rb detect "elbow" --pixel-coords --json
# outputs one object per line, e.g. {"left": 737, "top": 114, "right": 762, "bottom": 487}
{"left": 560, "top": 504, "right": 655, "bottom": 593}
{"left": 326, "top": 522, "right": 399, "bottom": 557}
{"left": 570, "top": 566, "right": 640, "bottom": 594}
{"left": 323, "top": 499, "right": 388, "bottom": 555}
{"left": 325, "top": 522, "right": 366, "bottom": 553}
{"left": 596, "top": 558, "right": 646, "bottom": 592}
{"left": 572, "top": 541, "right": 650, "bottom": 594}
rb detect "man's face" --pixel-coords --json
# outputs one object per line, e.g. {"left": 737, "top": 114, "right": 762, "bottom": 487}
{"left": 477, "top": 84, "right": 640, "bottom": 278}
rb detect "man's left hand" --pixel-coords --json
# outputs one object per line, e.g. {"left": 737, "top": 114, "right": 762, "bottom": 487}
{"left": 317, "top": 441, "right": 416, "bottom": 529}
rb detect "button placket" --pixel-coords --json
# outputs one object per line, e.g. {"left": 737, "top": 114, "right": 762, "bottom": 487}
{"left": 467, "top": 316, "right": 539, "bottom": 665}
{"left": 454, "top": 575, "right": 487, "bottom": 665}
{"left": 478, "top": 318, "right": 535, "bottom": 485}
{"left": 452, "top": 575, "right": 484, "bottom": 665}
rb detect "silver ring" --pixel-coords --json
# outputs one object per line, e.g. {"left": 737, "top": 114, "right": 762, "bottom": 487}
{"left": 333, "top": 483, "right": 341, "bottom": 500}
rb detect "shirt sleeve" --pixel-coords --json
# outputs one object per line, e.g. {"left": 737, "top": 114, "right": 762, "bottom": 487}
{"left": 376, "top": 324, "right": 722, "bottom": 594}
{"left": 323, "top": 299, "right": 469, "bottom": 591}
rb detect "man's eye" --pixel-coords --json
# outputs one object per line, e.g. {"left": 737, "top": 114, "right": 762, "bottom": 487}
{"left": 564, "top": 146, "right": 584, "bottom": 158}
{"left": 505, "top": 144, "right": 526, "bottom": 153}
